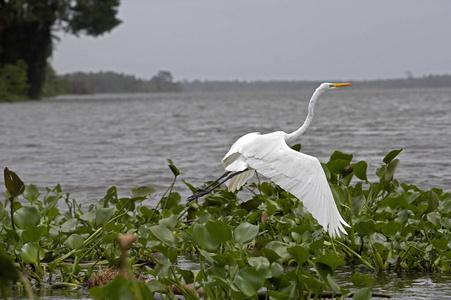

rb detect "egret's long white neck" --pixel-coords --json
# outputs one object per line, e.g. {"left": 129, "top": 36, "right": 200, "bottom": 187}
{"left": 286, "top": 85, "right": 328, "bottom": 146}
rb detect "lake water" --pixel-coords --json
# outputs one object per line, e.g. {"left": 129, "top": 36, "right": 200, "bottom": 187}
{"left": 1, "top": 88, "right": 451, "bottom": 299}
{"left": 1, "top": 88, "right": 450, "bottom": 205}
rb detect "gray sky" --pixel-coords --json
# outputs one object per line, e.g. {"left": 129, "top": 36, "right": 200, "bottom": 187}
{"left": 52, "top": 0, "right": 451, "bottom": 81}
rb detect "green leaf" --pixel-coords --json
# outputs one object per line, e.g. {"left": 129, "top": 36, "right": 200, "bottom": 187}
{"left": 197, "top": 248, "right": 216, "bottom": 265}
{"left": 350, "top": 272, "right": 375, "bottom": 287}
{"left": 0, "top": 252, "right": 19, "bottom": 282}
{"left": 233, "top": 268, "right": 264, "bottom": 297}
{"left": 384, "top": 159, "right": 400, "bottom": 181}
{"left": 381, "top": 221, "right": 402, "bottom": 236}
{"left": 264, "top": 241, "right": 288, "bottom": 260}
{"left": 104, "top": 186, "right": 118, "bottom": 204}
{"left": 353, "top": 287, "right": 372, "bottom": 300}
{"left": 426, "top": 212, "right": 441, "bottom": 226}
{"left": 433, "top": 237, "right": 449, "bottom": 251}
{"left": 177, "top": 268, "right": 196, "bottom": 284}
{"left": 427, "top": 190, "right": 439, "bottom": 212}
{"left": 22, "top": 226, "right": 47, "bottom": 243}
{"left": 262, "top": 248, "right": 281, "bottom": 263}
{"left": 0, "top": 202, "right": 5, "bottom": 220}
{"left": 95, "top": 207, "right": 115, "bottom": 227}
{"left": 330, "top": 184, "right": 348, "bottom": 204}
{"left": 206, "top": 266, "right": 227, "bottom": 281}
{"left": 354, "top": 161, "right": 368, "bottom": 181}
{"left": 260, "top": 182, "right": 276, "bottom": 196}
{"left": 440, "top": 218, "right": 451, "bottom": 230}
{"left": 321, "top": 163, "right": 332, "bottom": 181}
{"left": 13, "top": 206, "right": 40, "bottom": 229}
{"left": 379, "top": 195, "right": 407, "bottom": 209}
{"left": 299, "top": 273, "right": 325, "bottom": 292}
{"left": 146, "top": 279, "right": 166, "bottom": 293}
{"left": 351, "top": 194, "right": 366, "bottom": 216}
{"left": 158, "top": 215, "right": 178, "bottom": 230}
{"left": 167, "top": 159, "right": 180, "bottom": 177}
{"left": 182, "top": 179, "right": 198, "bottom": 194}
{"left": 23, "top": 184, "right": 40, "bottom": 202}
{"left": 192, "top": 223, "right": 219, "bottom": 251}
{"left": 328, "top": 159, "right": 350, "bottom": 174}
{"left": 239, "top": 198, "right": 262, "bottom": 211}
{"left": 314, "top": 261, "right": 333, "bottom": 280}
{"left": 66, "top": 234, "right": 85, "bottom": 249}
{"left": 131, "top": 186, "right": 156, "bottom": 198}
{"left": 270, "top": 262, "right": 284, "bottom": 277}
{"left": 383, "top": 149, "right": 403, "bottom": 164}
{"left": 89, "top": 275, "right": 135, "bottom": 300}
{"left": 290, "top": 143, "right": 302, "bottom": 151}
{"left": 80, "top": 210, "right": 97, "bottom": 223}
{"left": 234, "top": 222, "right": 259, "bottom": 244}
{"left": 150, "top": 225, "right": 175, "bottom": 247}
{"left": 287, "top": 245, "right": 309, "bottom": 265}
{"left": 309, "top": 238, "right": 325, "bottom": 251}
{"left": 117, "top": 197, "right": 135, "bottom": 212}
{"left": 330, "top": 151, "right": 353, "bottom": 163}
{"left": 248, "top": 257, "right": 272, "bottom": 278}
{"left": 206, "top": 220, "right": 232, "bottom": 243}
{"left": 4, "top": 167, "right": 25, "bottom": 198}
{"left": 20, "top": 242, "right": 45, "bottom": 265}
{"left": 160, "top": 193, "right": 181, "bottom": 210}
{"left": 315, "top": 254, "right": 345, "bottom": 271}
{"left": 211, "top": 252, "right": 235, "bottom": 267}
{"left": 60, "top": 218, "right": 78, "bottom": 232}
{"left": 355, "top": 220, "right": 376, "bottom": 236}
{"left": 327, "top": 274, "right": 341, "bottom": 292}
{"left": 266, "top": 290, "right": 291, "bottom": 300}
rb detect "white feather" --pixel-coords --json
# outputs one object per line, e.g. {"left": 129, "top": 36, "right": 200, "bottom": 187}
{"left": 217, "top": 82, "right": 352, "bottom": 238}
{"left": 222, "top": 131, "right": 348, "bottom": 237}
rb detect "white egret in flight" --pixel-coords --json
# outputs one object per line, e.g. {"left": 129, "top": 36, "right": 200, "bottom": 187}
{"left": 188, "top": 83, "right": 351, "bottom": 237}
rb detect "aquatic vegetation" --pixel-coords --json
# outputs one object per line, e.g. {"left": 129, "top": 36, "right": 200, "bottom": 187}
{"left": 1, "top": 150, "right": 450, "bottom": 299}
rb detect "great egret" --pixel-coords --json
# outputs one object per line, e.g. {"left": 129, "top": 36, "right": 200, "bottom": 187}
{"left": 188, "top": 83, "right": 351, "bottom": 237}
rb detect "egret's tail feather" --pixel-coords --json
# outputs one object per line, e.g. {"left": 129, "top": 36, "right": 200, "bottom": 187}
{"left": 227, "top": 169, "right": 255, "bottom": 192}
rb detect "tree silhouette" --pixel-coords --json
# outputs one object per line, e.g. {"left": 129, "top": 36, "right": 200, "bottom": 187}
{"left": 0, "top": 0, "right": 121, "bottom": 99}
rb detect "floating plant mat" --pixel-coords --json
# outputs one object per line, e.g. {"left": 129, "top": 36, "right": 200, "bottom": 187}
{"left": 1, "top": 149, "right": 451, "bottom": 299}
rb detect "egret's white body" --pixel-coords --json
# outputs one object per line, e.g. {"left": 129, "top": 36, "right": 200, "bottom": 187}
{"left": 221, "top": 83, "right": 351, "bottom": 237}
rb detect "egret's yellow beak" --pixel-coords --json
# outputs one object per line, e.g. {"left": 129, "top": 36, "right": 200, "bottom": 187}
{"left": 330, "top": 83, "right": 352, "bottom": 88}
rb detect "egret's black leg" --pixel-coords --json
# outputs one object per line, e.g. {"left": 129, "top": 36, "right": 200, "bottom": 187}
{"left": 187, "top": 169, "right": 248, "bottom": 202}
{"left": 199, "top": 171, "right": 231, "bottom": 191}
{"left": 186, "top": 172, "right": 230, "bottom": 202}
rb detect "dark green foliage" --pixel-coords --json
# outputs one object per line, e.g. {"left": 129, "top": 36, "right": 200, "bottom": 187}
{"left": 65, "top": 0, "right": 122, "bottom": 37}
{"left": 0, "top": 252, "right": 19, "bottom": 285}
{"left": 0, "top": 60, "right": 30, "bottom": 102}
{"left": 60, "top": 70, "right": 183, "bottom": 94}
{"left": 0, "top": 0, "right": 121, "bottom": 99}
{"left": 1, "top": 149, "right": 450, "bottom": 299}
{"left": 41, "top": 64, "right": 71, "bottom": 97}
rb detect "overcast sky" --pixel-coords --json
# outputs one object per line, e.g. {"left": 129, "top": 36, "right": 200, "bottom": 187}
{"left": 51, "top": 0, "right": 451, "bottom": 81}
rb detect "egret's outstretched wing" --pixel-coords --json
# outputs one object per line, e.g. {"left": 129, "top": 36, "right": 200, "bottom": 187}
{"left": 223, "top": 132, "right": 348, "bottom": 237}
{"left": 222, "top": 132, "right": 260, "bottom": 191}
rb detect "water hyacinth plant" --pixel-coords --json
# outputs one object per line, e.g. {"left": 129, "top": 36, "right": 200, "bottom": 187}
{"left": 0, "top": 149, "right": 450, "bottom": 299}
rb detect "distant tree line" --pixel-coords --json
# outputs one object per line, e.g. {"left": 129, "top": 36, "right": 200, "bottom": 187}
{"left": 181, "top": 74, "right": 451, "bottom": 93}
{"left": 0, "top": 0, "right": 122, "bottom": 100}
{"left": 60, "top": 70, "right": 183, "bottom": 94}
{"left": 2, "top": 68, "right": 450, "bottom": 102}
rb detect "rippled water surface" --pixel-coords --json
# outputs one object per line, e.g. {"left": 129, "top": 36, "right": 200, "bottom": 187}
{"left": 4, "top": 267, "right": 451, "bottom": 300}
{"left": 1, "top": 88, "right": 451, "bottom": 299}
{"left": 1, "top": 88, "right": 450, "bottom": 203}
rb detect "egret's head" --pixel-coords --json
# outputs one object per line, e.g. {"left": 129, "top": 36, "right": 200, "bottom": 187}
{"left": 319, "top": 82, "right": 352, "bottom": 91}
